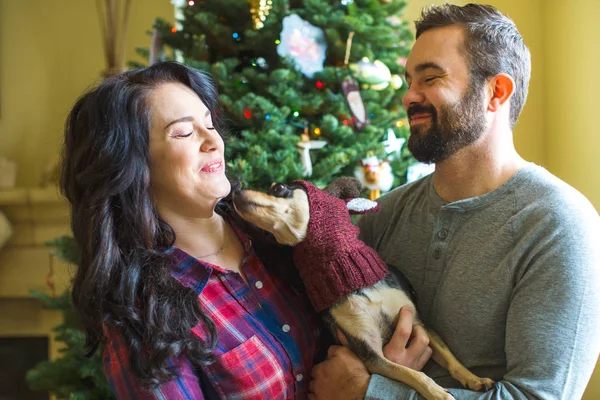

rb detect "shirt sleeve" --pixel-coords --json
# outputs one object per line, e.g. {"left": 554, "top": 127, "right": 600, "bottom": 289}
{"left": 364, "top": 203, "right": 600, "bottom": 399}
{"left": 103, "top": 327, "right": 205, "bottom": 400}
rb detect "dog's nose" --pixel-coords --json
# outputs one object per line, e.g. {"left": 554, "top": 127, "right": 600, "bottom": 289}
{"left": 269, "top": 183, "right": 292, "bottom": 198}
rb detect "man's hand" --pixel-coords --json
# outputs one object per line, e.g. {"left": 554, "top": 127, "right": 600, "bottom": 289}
{"left": 383, "top": 306, "right": 432, "bottom": 370}
{"left": 309, "top": 345, "right": 370, "bottom": 400}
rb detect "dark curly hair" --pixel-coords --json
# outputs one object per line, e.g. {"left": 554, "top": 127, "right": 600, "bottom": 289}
{"left": 60, "top": 62, "right": 245, "bottom": 386}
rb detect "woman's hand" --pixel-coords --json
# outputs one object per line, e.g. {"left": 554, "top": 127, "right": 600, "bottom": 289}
{"left": 383, "top": 306, "right": 432, "bottom": 370}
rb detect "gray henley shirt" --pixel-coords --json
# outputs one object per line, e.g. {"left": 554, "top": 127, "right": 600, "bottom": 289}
{"left": 358, "top": 163, "right": 600, "bottom": 399}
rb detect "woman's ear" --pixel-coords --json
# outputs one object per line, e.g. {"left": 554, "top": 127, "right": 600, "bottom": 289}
{"left": 487, "top": 73, "right": 515, "bottom": 113}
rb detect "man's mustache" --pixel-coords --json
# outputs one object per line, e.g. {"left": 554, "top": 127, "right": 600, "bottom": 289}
{"left": 407, "top": 104, "right": 437, "bottom": 120}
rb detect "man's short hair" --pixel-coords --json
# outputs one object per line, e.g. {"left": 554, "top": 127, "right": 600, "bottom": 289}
{"left": 415, "top": 3, "right": 531, "bottom": 129}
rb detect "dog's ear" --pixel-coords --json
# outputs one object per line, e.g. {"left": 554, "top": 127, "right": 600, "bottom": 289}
{"left": 323, "top": 177, "right": 362, "bottom": 199}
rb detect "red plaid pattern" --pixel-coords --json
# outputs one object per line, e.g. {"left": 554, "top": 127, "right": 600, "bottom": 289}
{"left": 104, "top": 219, "right": 325, "bottom": 399}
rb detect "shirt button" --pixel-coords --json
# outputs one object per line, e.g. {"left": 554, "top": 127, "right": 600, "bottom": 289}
{"left": 255, "top": 281, "right": 263, "bottom": 289}
{"left": 296, "top": 374, "right": 304, "bottom": 382}
{"left": 282, "top": 324, "right": 291, "bottom": 332}
{"left": 437, "top": 228, "right": 448, "bottom": 240}
{"left": 433, "top": 248, "right": 442, "bottom": 260}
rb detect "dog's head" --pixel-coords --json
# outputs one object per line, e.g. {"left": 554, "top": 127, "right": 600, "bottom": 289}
{"left": 232, "top": 182, "right": 310, "bottom": 246}
{"left": 233, "top": 177, "right": 378, "bottom": 246}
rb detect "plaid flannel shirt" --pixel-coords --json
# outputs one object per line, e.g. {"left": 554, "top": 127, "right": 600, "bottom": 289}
{"left": 103, "top": 220, "right": 325, "bottom": 399}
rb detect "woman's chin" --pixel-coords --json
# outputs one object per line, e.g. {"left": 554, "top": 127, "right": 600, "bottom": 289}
{"left": 213, "top": 179, "right": 232, "bottom": 200}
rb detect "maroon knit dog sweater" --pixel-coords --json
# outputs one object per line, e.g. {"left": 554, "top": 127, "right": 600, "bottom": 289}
{"left": 292, "top": 181, "right": 388, "bottom": 312}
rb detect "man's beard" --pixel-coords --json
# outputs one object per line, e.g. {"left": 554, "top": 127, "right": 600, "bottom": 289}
{"left": 407, "top": 83, "right": 487, "bottom": 164}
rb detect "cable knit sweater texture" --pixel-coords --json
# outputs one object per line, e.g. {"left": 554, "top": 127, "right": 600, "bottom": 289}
{"left": 292, "top": 181, "right": 388, "bottom": 312}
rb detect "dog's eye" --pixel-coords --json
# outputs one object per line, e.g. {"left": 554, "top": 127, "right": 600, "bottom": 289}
{"left": 269, "top": 183, "right": 293, "bottom": 198}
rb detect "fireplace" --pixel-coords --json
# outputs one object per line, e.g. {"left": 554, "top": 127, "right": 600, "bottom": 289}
{"left": 0, "top": 337, "right": 49, "bottom": 400}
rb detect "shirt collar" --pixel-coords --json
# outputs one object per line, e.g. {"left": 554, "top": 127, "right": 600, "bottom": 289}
{"left": 167, "top": 217, "right": 253, "bottom": 293}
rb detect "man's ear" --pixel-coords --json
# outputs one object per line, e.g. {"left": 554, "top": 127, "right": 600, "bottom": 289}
{"left": 487, "top": 73, "right": 515, "bottom": 113}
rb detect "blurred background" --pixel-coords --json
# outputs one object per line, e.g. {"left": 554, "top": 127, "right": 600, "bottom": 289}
{"left": 0, "top": 0, "right": 598, "bottom": 399}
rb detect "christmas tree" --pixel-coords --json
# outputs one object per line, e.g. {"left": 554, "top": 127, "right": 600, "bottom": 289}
{"left": 26, "top": 2, "right": 422, "bottom": 396}
{"left": 136, "top": 0, "right": 421, "bottom": 193}
{"left": 25, "top": 237, "right": 115, "bottom": 400}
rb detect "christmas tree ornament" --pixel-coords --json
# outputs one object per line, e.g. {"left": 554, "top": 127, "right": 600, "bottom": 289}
{"left": 341, "top": 77, "right": 369, "bottom": 130}
{"left": 255, "top": 57, "right": 268, "bottom": 68}
{"left": 249, "top": 0, "right": 273, "bottom": 30}
{"left": 339, "top": 32, "right": 369, "bottom": 130}
{"left": 277, "top": 14, "right": 327, "bottom": 78}
{"left": 354, "top": 155, "right": 394, "bottom": 200}
{"left": 390, "top": 74, "right": 403, "bottom": 89}
{"left": 407, "top": 162, "right": 435, "bottom": 183}
{"left": 297, "top": 127, "right": 327, "bottom": 177}
{"left": 386, "top": 15, "right": 403, "bottom": 27}
{"left": 149, "top": 28, "right": 162, "bottom": 65}
{"left": 350, "top": 58, "right": 393, "bottom": 91}
{"left": 383, "top": 128, "right": 405, "bottom": 156}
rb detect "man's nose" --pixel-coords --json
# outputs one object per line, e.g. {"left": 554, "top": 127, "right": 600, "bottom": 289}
{"left": 402, "top": 85, "right": 425, "bottom": 109}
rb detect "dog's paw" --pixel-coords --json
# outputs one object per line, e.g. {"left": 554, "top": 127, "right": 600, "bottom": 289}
{"left": 426, "top": 387, "right": 455, "bottom": 400}
{"left": 466, "top": 377, "right": 495, "bottom": 392}
{"left": 438, "top": 391, "right": 455, "bottom": 400}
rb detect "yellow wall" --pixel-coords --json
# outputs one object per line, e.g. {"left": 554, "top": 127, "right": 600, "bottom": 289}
{"left": 542, "top": 1, "right": 600, "bottom": 397}
{"left": 0, "top": 0, "right": 174, "bottom": 186}
{"left": 0, "top": 0, "right": 598, "bottom": 397}
{"left": 544, "top": 0, "right": 600, "bottom": 213}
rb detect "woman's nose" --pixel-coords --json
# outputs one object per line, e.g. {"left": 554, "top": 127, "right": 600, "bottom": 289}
{"left": 199, "top": 131, "right": 219, "bottom": 153}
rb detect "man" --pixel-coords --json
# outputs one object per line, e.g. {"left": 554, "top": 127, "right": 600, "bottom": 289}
{"left": 309, "top": 3, "right": 600, "bottom": 400}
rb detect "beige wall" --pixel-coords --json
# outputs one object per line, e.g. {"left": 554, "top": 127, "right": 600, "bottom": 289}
{"left": 0, "top": 0, "right": 174, "bottom": 186}
{"left": 0, "top": 0, "right": 598, "bottom": 397}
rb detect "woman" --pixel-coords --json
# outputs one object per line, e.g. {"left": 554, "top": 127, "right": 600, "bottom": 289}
{"left": 60, "top": 61, "right": 326, "bottom": 399}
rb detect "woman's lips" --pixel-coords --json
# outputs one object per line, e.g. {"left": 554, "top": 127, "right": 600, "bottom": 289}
{"left": 201, "top": 159, "right": 224, "bottom": 173}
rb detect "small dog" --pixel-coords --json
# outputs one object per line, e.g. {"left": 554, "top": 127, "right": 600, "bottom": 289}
{"left": 232, "top": 178, "right": 494, "bottom": 400}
